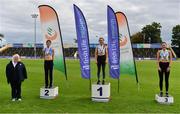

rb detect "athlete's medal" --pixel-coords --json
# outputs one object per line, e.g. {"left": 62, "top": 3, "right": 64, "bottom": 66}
{"left": 99, "top": 45, "right": 104, "bottom": 55}
{"left": 45, "top": 48, "right": 51, "bottom": 59}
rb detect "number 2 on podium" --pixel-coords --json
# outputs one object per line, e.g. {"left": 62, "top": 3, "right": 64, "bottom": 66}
{"left": 45, "top": 90, "right": 49, "bottom": 96}
{"left": 97, "top": 87, "right": 103, "bottom": 96}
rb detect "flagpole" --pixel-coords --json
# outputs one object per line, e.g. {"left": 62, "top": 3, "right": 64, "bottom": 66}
{"left": 51, "top": 5, "right": 68, "bottom": 80}
{"left": 116, "top": 12, "right": 139, "bottom": 84}
{"left": 89, "top": 78, "right": 91, "bottom": 91}
{"left": 74, "top": 4, "right": 91, "bottom": 84}
{"left": 118, "top": 78, "right": 120, "bottom": 93}
{"left": 39, "top": 5, "right": 68, "bottom": 80}
{"left": 124, "top": 12, "right": 140, "bottom": 90}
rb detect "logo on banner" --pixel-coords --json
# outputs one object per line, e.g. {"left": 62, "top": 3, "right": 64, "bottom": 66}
{"left": 45, "top": 27, "right": 57, "bottom": 41}
{"left": 119, "top": 35, "right": 128, "bottom": 47}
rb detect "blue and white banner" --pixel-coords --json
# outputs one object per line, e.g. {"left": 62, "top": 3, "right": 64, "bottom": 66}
{"left": 74, "top": 4, "right": 90, "bottom": 79}
{"left": 107, "top": 6, "right": 120, "bottom": 79}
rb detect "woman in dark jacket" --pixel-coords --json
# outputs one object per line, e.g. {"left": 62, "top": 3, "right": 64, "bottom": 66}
{"left": 6, "top": 54, "right": 27, "bottom": 101}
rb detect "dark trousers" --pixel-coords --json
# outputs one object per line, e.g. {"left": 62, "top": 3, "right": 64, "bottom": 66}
{"left": 158, "top": 62, "right": 170, "bottom": 92}
{"left": 97, "top": 55, "right": 106, "bottom": 80}
{"left": 44, "top": 60, "right": 53, "bottom": 87}
{"left": 10, "top": 82, "right": 21, "bottom": 99}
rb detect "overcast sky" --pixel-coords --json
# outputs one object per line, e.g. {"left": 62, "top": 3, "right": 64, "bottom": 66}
{"left": 0, "top": 0, "right": 179, "bottom": 44}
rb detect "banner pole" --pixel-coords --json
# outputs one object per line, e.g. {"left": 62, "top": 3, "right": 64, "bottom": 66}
{"left": 74, "top": 4, "right": 91, "bottom": 82}
{"left": 38, "top": 5, "right": 68, "bottom": 80}
{"left": 137, "top": 82, "right": 140, "bottom": 91}
{"left": 118, "top": 78, "right": 120, "bottom": 93}
{"left": 89, "top": 78, "right": 92, "bottom": 91}
{"left": 116, "top": 12, "right": 139, "bottom": 84}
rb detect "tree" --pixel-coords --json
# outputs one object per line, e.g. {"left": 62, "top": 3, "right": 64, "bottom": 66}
{"left": 171, "top": 25, "right": 180, "bottom": 47}
{"left": 142, "top": 22, "right": 162, "bottom": 43}
{"left": 131, "top": 32, "right": 144, "bottom": 43}
{"left": 131, "top": 22, "right": 162, "bottom": 44}
{"left": 171, "top": 25, "right": 180, "bottom": 57}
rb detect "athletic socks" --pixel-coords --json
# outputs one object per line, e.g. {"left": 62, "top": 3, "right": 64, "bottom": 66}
{"left": 49, "top": 85, "right": 53, "bottom": 88}
{"left": 97, "top": 80, "right": 100, "bottom": 84}
{"left": 97, "top": 80, "right": 105, "bottom": 85}
{"left": 159, "top": 91, "right": 163, "bottom": 97}
{"left": 166, "top": 92, "right": 169, "bottom": 97}
{"left": 102, "top": 80, "right": 105, "bottom": 85}
{"left": 159, "top": 91, "right": 169, "bottom": 97}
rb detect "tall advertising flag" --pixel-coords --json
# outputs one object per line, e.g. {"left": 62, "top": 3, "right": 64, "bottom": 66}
{"left": 73, "top": 4, "right": 90, "bottom": 79}
{"left": 107, "top": 6, "right": 120, "bottom": 79}
{"left": 39, "top": 5, "right": 67, "bottom": 80}
{"left": 116, "top": 12, "right": 138, "bottom": 83}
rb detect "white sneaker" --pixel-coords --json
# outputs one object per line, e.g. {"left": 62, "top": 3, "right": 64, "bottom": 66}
{"left": 12, "top": 98, "right": 16, "bottom": 102}
{"left": 17, "top": 98, "right": 22, "bottom": 101}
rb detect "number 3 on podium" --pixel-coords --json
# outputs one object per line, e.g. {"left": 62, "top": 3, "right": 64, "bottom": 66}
{"left": 165, "top": 98, "right": 168, "bottom": 102}
{"left": 97, "top": 87, "right": 103, "bottom": 96}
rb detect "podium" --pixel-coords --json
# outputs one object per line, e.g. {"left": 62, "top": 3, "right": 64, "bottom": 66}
{"left": 40, "top": 86, "right": 58, "bottom": 99}
{"left": 91, "top": 83, "right": 110, "bottom": 102}
{"left": 155, "top": 94, "right": 174, "bottom": 104}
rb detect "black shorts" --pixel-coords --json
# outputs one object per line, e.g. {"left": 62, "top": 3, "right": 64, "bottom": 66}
{"left": 159, "top": 62, "right": 169, "bottom": 72}
{"left": 97, "top": 55, "right": 106, "bottom": 64}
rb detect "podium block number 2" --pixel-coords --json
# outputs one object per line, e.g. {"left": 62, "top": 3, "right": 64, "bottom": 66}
{"left": 97, "top": 87, "right": 103, "bottom": 96}
{"left": 45, "top": 90, "right": 49, "bottom": 96}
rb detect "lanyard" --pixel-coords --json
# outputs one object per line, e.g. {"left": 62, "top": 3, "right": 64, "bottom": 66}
{"left": 160, "top": 50, "right": 168, "bottom": 59}
{"left": 99, "top": 45, "right": 104, "bottom": 54}
{"left": 45, "top": 48, "right": 51, "bottom": 54}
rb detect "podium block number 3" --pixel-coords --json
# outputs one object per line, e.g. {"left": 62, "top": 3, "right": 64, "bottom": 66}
{"left": 45, "top": 90, "right": 49, "bottom": 96}
{"left": 165, "top": 98, "right": 168, "bottom": 102}
{"left": 97, "top": 87, "right": 103, "bottom": 96}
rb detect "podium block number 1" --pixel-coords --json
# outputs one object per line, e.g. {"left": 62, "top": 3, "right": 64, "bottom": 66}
{"left": 97, "top": 87, "right": 103, "bottom": 96}
{"left": 45, "top": 90, "right": 49, "bottom": 96}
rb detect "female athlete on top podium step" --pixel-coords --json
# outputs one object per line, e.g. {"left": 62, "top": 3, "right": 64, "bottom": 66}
{"left": 95, "top": 37, "right": 108, "bottom": 85}
{"left": 157, "top": 42, "right": 172, "bottom": 97}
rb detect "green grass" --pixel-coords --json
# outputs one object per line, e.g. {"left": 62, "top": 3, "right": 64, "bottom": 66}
{"left": 0, "top": 59, "right": 180, "bottom": 113}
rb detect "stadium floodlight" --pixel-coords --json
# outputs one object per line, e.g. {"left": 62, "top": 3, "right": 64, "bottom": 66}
{"left": 31, "top": 14, "right": 38, "bottom": 59}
